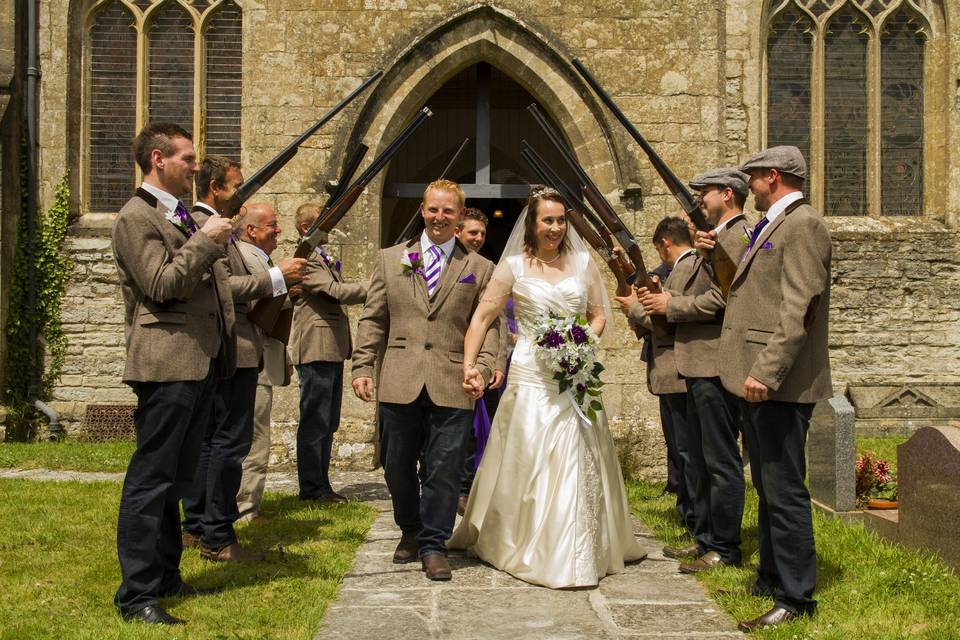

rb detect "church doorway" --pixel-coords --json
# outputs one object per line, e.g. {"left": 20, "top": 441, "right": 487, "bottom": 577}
{"left": 381, "top": 62, "right": 578, "bottom": 262}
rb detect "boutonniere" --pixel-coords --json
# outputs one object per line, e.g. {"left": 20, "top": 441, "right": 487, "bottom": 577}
{"left": 458, "top": 273, "right": 477, "bottom": 284}
{"left": 400, "top": 251, "right": 425, "bottom": 279}
{"left": 740, "top": 230, "right": 750, "bottom": 245}
{"left": 319, "top": 250, "right": 341, "bottom": 273}
{"left": 164, "top": 209, "right": 194, "bottom": 236}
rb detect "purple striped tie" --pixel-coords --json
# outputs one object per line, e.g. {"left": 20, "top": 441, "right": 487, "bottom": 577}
{"left": 425, "top": 245, "right": 442, "bottom": 297}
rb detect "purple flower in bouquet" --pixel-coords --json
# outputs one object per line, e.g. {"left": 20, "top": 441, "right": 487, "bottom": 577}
{"left": 542, "top": 329, "right": 565, "bottom": 348}
{"left": 570, "top": 324, "right": 589, "bottom": 345}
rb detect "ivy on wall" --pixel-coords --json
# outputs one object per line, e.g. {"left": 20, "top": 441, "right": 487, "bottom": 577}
{"left": 3, "top": 162, "right": 73, "bottom": 442}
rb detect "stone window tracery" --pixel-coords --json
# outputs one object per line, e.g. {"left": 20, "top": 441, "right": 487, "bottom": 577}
{"left": 83, "top": 0, "right": 243, "bottom": 213}
{"left": 764, "top": 0, "right": 935, "bottom": 216}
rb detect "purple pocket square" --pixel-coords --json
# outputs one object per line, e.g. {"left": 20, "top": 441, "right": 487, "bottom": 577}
{"left": 760, "top": 241, "right": 774, "bottom": 250}
{"left": 458, "top": 273, "right": 477, "bottom": 284}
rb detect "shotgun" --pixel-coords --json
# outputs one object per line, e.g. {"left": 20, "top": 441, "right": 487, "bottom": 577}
{"left": 571, "top": 58, "right": 737, "bottom": 297}
{"left": 221, "top": 70, "right": 383, "bottom": 217}
{"left": 393, "top": 137, "right": 471, "bottom": 245}
{"left": 246, "top": 143, "right": 369, "bottom": 342}
{"left": 247, "top": 108, "right": 433, "bottom": 341}
{"left": 526, "top": 104, "right": 670, "bottom": 337}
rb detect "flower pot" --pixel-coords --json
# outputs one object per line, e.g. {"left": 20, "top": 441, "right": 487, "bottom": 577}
{"left": 867, "top": 498, "right": 898, "bottom": 510}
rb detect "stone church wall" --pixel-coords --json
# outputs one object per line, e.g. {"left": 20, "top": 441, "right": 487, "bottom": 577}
{"left": 23, "top": 0, "right": 960, "bottom": 480}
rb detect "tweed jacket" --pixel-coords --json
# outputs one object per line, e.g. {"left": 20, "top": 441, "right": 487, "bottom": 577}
{"left": 665, "top": 215, "right": 750, "bottom": 379}
{"left": 237, "top": 240, "right": 290, "bottom": 386}
{"left": 112, "top": 188, "right": 235, "bottom": 384}
{"left": 352, "top": 238, "right": 499, "bottom": 411}
{"left": 192, "top": 207, "right": 273, "bottom": 370}
{"left": 627, "top": 251, "right": 697, "bottom": 396}
{"left": 290, "top": 249, "right": 368, "bottom": 365}
{"left": 718, "top": 199, "right": 832, "bottom": 403}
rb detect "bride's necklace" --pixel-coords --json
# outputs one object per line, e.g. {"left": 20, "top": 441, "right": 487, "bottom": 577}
{"left": 535, "top": 251, "right": 561, "bottom": 264}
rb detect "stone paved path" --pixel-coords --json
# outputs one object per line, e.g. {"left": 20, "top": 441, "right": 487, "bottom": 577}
{"left": 1, "top": 467, "right": 741, "bottom": 638}
{"left": 318, "top": 485, "right": 742, "bottom": 639}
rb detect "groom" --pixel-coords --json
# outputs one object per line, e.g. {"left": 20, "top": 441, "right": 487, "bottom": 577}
{"left": 352, "top": 179, "right": 500, "bottom": 581}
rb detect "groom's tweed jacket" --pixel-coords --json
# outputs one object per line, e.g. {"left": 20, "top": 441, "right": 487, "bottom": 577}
{"left": 352, "top": 237, "right": 499, "bottom": 411}
{"left": 112, "top": 188, "right": 235, "bottom": 384}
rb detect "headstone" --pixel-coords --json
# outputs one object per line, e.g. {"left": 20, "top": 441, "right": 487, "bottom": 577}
{"left": 807, "top": 393, "right": 856, "bottom": 513}
{"left": 897, "top": 426, "right": 960, "bottom": 571}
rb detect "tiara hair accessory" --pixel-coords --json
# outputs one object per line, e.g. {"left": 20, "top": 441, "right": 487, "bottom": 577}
{"left": 529, "top": 185, "right": 561, "bottom": 199}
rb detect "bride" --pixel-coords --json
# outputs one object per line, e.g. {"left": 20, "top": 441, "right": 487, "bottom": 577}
{"left": 449, "top": 186, "right": 646, "bottom": 588}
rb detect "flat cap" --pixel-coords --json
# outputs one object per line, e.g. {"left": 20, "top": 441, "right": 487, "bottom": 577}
{"left": 688, "top": 167, "right": 750, "bottom": 197}
{"left": 740, "top": 145, "right": 807, "bottom": 180}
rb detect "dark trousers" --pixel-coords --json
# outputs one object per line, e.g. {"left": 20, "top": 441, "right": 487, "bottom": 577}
{"left": 295, "top": 361, "right": 343, "bottom": 498}
{"left": 459, "top": 389, "right": 500, "bottom": 497}
{"left": 741, "top": 400, "right": 817, "bottom": 615}
{"left": 687, "top": 377, "right": 744, "bottom": 564}
{"left": 660, "top": 393, "right": 696, "bottom": 535}
{"left": 182, "top": 366, "right": 258, "bottom": 549}
{"left": 115, "top": 362, "right": 216, "bottom": 614}
{"left": 380, "top": 388, "right": 471, "bottom": 557}
{"left": 658, "top": 396, "right": 682, "bottom": 493}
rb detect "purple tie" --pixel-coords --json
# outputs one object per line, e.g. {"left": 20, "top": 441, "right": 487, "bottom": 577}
{"left": 424, "top": 245, "right": 442, "bottom": 297}
{"left": 175, "top": 202, "right": 197, "bottom": 235}
{"left": 746, "top": 216, "right": 770, "bottom": 253}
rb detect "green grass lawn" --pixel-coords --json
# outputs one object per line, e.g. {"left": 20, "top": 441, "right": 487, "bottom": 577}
{"left": 0, "top": 440, "right": 136, "bottom": 472}
{"left": 0, "top": 478, "right": 376, "bottom": 639}
{"left": 628, "top": 481, "right": 960, "bottom": 640}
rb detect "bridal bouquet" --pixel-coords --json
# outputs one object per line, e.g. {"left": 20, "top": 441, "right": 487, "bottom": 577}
{"left": 532, "top": 312, "right": 604, "bottom": 424}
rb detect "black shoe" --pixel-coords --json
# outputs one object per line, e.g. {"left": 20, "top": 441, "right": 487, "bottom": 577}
{"left": 159, "top": 582, "right": 222, "bottom": 598}
{"left": 120, "top": 604, "right": 185, "bottom": 625}
{"left": 738, "top": 606, "right": 800, "bottom": 632}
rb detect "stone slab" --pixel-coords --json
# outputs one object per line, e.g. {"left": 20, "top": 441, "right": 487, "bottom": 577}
{"left": 807, "top": 393, "right": 856, "bottom": 512}
{"left": 897, "top": 426, "right": 960, "bottom": 571}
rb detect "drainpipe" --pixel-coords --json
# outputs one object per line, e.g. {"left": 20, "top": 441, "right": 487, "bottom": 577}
{"left": 24, "top": 0, "right": 41, "bottom": 408}
{"left": 34, "top": 399, "right": 61, "bottom": 441}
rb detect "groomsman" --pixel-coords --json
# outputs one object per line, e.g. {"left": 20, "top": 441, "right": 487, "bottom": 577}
{"left": 453, "top": 209, "right": 507, "bottom": 514}
{"left": 721, "top": 146, "right": 831, "bottom": 631}
{"left": 290, "top": 202, "right": 368, "bottom": 502}
{"left": 352, "top": 180, "right": 500, "bottom": 581}
{"left": 112, "top": 123, "right": 234, "bottom": 625}
{"left": 640, "top": 168, "right": 751, "bottom": 572}
{"left": 235, "top": 205, "right": 295, "bottom": 521}
{"left": 182, "top": 158, "right": 305, "bottom": 562}
{"left": 615, "top": 217, "right": 698, "bottom": 544}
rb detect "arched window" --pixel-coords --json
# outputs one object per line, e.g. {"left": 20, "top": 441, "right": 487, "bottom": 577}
{"left": 83, "top": 0, "right": 243, "bottom": 213}
{"left": 764, "top": 0, "right": 937, "bottom": 216}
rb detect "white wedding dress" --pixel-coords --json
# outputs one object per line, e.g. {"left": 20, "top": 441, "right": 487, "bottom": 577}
{"left": 448, "top": 252, "right": 646, "bottom": 588}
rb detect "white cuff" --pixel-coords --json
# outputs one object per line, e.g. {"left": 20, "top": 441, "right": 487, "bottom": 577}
{"left": 268, "top": 266, "right": 287, "bottom": 297}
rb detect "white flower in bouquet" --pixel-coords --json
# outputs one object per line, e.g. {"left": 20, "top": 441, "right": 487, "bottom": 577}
{"left": 531, "top": 312, "right": 605, "bottom": 424}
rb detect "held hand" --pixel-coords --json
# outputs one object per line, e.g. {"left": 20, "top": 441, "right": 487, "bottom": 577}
{"left": 641, "top": 290, "right": 671, "bottom": 315}
{"left": 489, "top": 370, "right": 505, "bottom": 390}
{"left": 743, "top": 376, "right": 769, "bottom": 403}
{"left": 287, "top": 284, "right": 303, "bottom": 300}
{"left": 695, "top": 229, "right": 718, "bottom": 252}
{"left": 462, "top": 366, "right": 485, "bottom": 400}
{"left": 278, "top": 258, "right": 307, "bottom": 284}
{"left": 200, "top": 216, "right": 233, "bottom": 244}
{"left": 352, "top": 376, "right": 375, "bottom": 402}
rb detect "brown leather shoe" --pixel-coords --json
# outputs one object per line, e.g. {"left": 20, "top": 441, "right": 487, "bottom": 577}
{"left": 737, "top": 606, "right": 799, "bottom": 632}
{"left": 181, "top": 531, "right": 200, "bottom": 549}
{"left": 393, "top": 534, "right": 418, "bottom": 564}
{"left": 457, "top": 495, "right": 468, "bottom": 516}
{"left": 421, "top": 553, "right": 452, "bottom": 581}
{"left": 199, "top": 542, "right": 265, "bottom": 563}
{"left": 662, "top": 542, "right": 700, "bottom": 559}
{"left": 679, "top": 550, "right": 727, "bottom": 574}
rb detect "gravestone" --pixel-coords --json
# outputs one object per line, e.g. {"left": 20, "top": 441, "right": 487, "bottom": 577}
{"left": 897, "top": 426, "right": 960, "bottom": 571}
{"left": 807, "top": 393, "right": 856, "bottom": 513}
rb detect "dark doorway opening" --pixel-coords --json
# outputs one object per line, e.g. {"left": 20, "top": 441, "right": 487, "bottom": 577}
{"left": 381, "top": 62, "right": 577, "bottom": 261}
